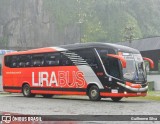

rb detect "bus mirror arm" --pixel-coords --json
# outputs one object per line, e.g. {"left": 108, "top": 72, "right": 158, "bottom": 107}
{"left": 107, "top": 54, "right": 126, "bottom": 68}
{"left": 143, "top": 57, "right": 154, "bottom": 69}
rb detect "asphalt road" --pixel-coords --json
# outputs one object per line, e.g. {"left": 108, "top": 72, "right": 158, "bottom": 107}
{"left": 0, "top": 94, "right": 160, "bottom": 124}
{"left": 0, "top": 94, "right": 160, "bottom": 115}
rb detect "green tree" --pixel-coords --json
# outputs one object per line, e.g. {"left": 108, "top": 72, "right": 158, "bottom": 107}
{"left": 43, "top": 0, "right": 160, "bottom": 43}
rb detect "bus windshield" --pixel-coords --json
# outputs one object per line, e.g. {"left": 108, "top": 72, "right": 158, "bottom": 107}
{"left": 122, "top": 53, "right": 147, "bottom": 81}
{"left": 97, "top": 49, "right": 146, "bottom": 81}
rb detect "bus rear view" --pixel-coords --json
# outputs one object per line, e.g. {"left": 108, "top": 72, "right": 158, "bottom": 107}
{"left": 2, "top": 43, "right": 154, "bottom": 102}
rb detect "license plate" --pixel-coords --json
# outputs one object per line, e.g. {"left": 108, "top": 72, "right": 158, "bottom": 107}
{"left": 137, "top": 92, "right": 141, "bottom": 95}
{"left": 111, "top": 89, "right": 118, "bottom": 93}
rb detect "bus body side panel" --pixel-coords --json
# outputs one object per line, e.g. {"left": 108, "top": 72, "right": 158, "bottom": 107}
{"left": 3, "top": 64, "right": 105, "bottom": 95}
{"left": 29, "top": 66, "right": 88, "bottom": 94}
{"left": 3, "top": 67, "right": 22, "bottom": 93}
{"left": 3, "top": 66, "right": 85, "bottom": 94}
{"left": 29, "top": 65, "right": 104, "bottom": 95}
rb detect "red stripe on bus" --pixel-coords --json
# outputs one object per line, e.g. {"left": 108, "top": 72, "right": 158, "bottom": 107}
{"left": 32, "top": 90, "right": 86, "bottom": 95}
{"left": 100, "top": 92, "right": 147, "bottom": 97}
{"left": 4, "top": 89, "right": 21, "bottom": 93}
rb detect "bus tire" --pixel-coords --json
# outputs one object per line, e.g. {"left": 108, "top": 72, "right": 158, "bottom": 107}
{"left": 111, "top": 97, "right": 122, "bottom": 102}
{"left": 22, "top": 84, "right": 35, "bottom": 97}
{"left": 42, "top": 94, "right": 53, "bottom": 98}
{"left": 88, "top": 85, "right": 101, "bottom": 101}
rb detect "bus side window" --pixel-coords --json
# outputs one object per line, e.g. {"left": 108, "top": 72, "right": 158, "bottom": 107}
{"left": 32, "top": 54, "right": 44, "bottom": 67}
{"left": 97, "top": 48, "right": 120, "bottom": 78}
{"left": 11, "top": 56, "right": 19, "bottom": 68}
{"left": 19, "top": 62, "right": 25, "bottom": 67}
{"left": 60, "top": 54, "right": 73, "bottom": 66}
{"left": 85, "top": 57, "right": 97, "bottom": 67}
{"left": 73, "top": 49, "right": 98, "bottom": 68}
{"left": 18, "top": 55, "right": 31, "bottom": 67}
{"left": 97, "top": 49, "right": 109, "bottom": 72}
{"left": 4, "top": 56, "right": 11, "bottom": 67}
{"left": 25, "top": 60, "right": 31, "bottom": 67}
{"left": 45, "top": 53, "right": 60, "bottom": 66}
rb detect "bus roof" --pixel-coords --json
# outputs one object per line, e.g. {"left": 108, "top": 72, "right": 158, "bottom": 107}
{"left": 5, "top": 42, "right": 139, "bottom": 56}
{"left": 61, "top": 42, "right": 139, "bottom": 53}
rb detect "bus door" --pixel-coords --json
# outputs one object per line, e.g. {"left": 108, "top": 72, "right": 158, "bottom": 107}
{"left": 96, "top": 48, "right": 121, "bottom": 89}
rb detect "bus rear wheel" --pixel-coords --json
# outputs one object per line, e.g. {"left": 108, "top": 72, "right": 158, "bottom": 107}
{"left": 22, "top": 84, "right": 35, "bottom": 97}
{"left": 42, "top": 94, "right": 53, "bottom": 98}
{"left": 88, "top": 85, "right": 101, "bottom": 101}
{"left": 111, "top": 97, "right": 122, "bottom": 102}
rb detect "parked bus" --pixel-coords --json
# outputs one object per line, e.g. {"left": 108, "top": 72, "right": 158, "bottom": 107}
{"left": 2, "top": 43, "right": 154, "bottom": 101}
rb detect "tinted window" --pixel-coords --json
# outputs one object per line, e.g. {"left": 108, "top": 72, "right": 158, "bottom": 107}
{"left": 18, "top": 55, "right": 31, "bottom": 67}
{"left": 5, "top": 55, "right": 19, "bottom": 68}
{"left": 4, "top": 52, "right": 74, "bottom": 68}
{"left": 5, "top": 56, "right": 11, "bottom": 67}
{"left": 31, "top": 54, "right": 44, "bottom": 67}
{"left": 97, "top": 48, "right": 120, "bottom": 78}
{"left": 73, "top": 49, "right": 98, "bottom": 67}
{"left": 60, "top": 54, "right": 73, "bottom": 66}
{"left": 45, "top": 53, "right": 60, "bottom": 66}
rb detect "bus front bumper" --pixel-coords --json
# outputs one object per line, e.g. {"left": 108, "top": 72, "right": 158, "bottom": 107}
{"left": 117, "top": 82, "right": 148, "bottom": 92}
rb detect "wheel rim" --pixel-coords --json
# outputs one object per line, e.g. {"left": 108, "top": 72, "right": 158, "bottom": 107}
{"left": 91, "top": 89, "right": 98, "bottom": 98}
{"left": 24, "top": 86, "right": 30, "bottom": 96}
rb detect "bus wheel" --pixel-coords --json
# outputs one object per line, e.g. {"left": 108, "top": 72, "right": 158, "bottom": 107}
{"left": 42, "top": 94, "right": 53, "bottom": 98}
{"left": 88, "top": 85, "right": 101, "bottom": 101}
{"left": 111, "top": 97, "right": 122, "bottom": 102}
{"left": 22, "top": 84, "right": 35, "bottom": 97}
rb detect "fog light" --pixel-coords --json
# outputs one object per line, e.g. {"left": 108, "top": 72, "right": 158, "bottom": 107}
{"left": 124, "top": 91, "right": 127, "bottom": 94}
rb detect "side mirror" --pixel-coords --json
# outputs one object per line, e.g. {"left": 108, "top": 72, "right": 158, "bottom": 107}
{"left": 143, "top": 57, "right": 154, "bottom": 69}
{"left": 107, "top": 54, "right": 126, "bottom": 68}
